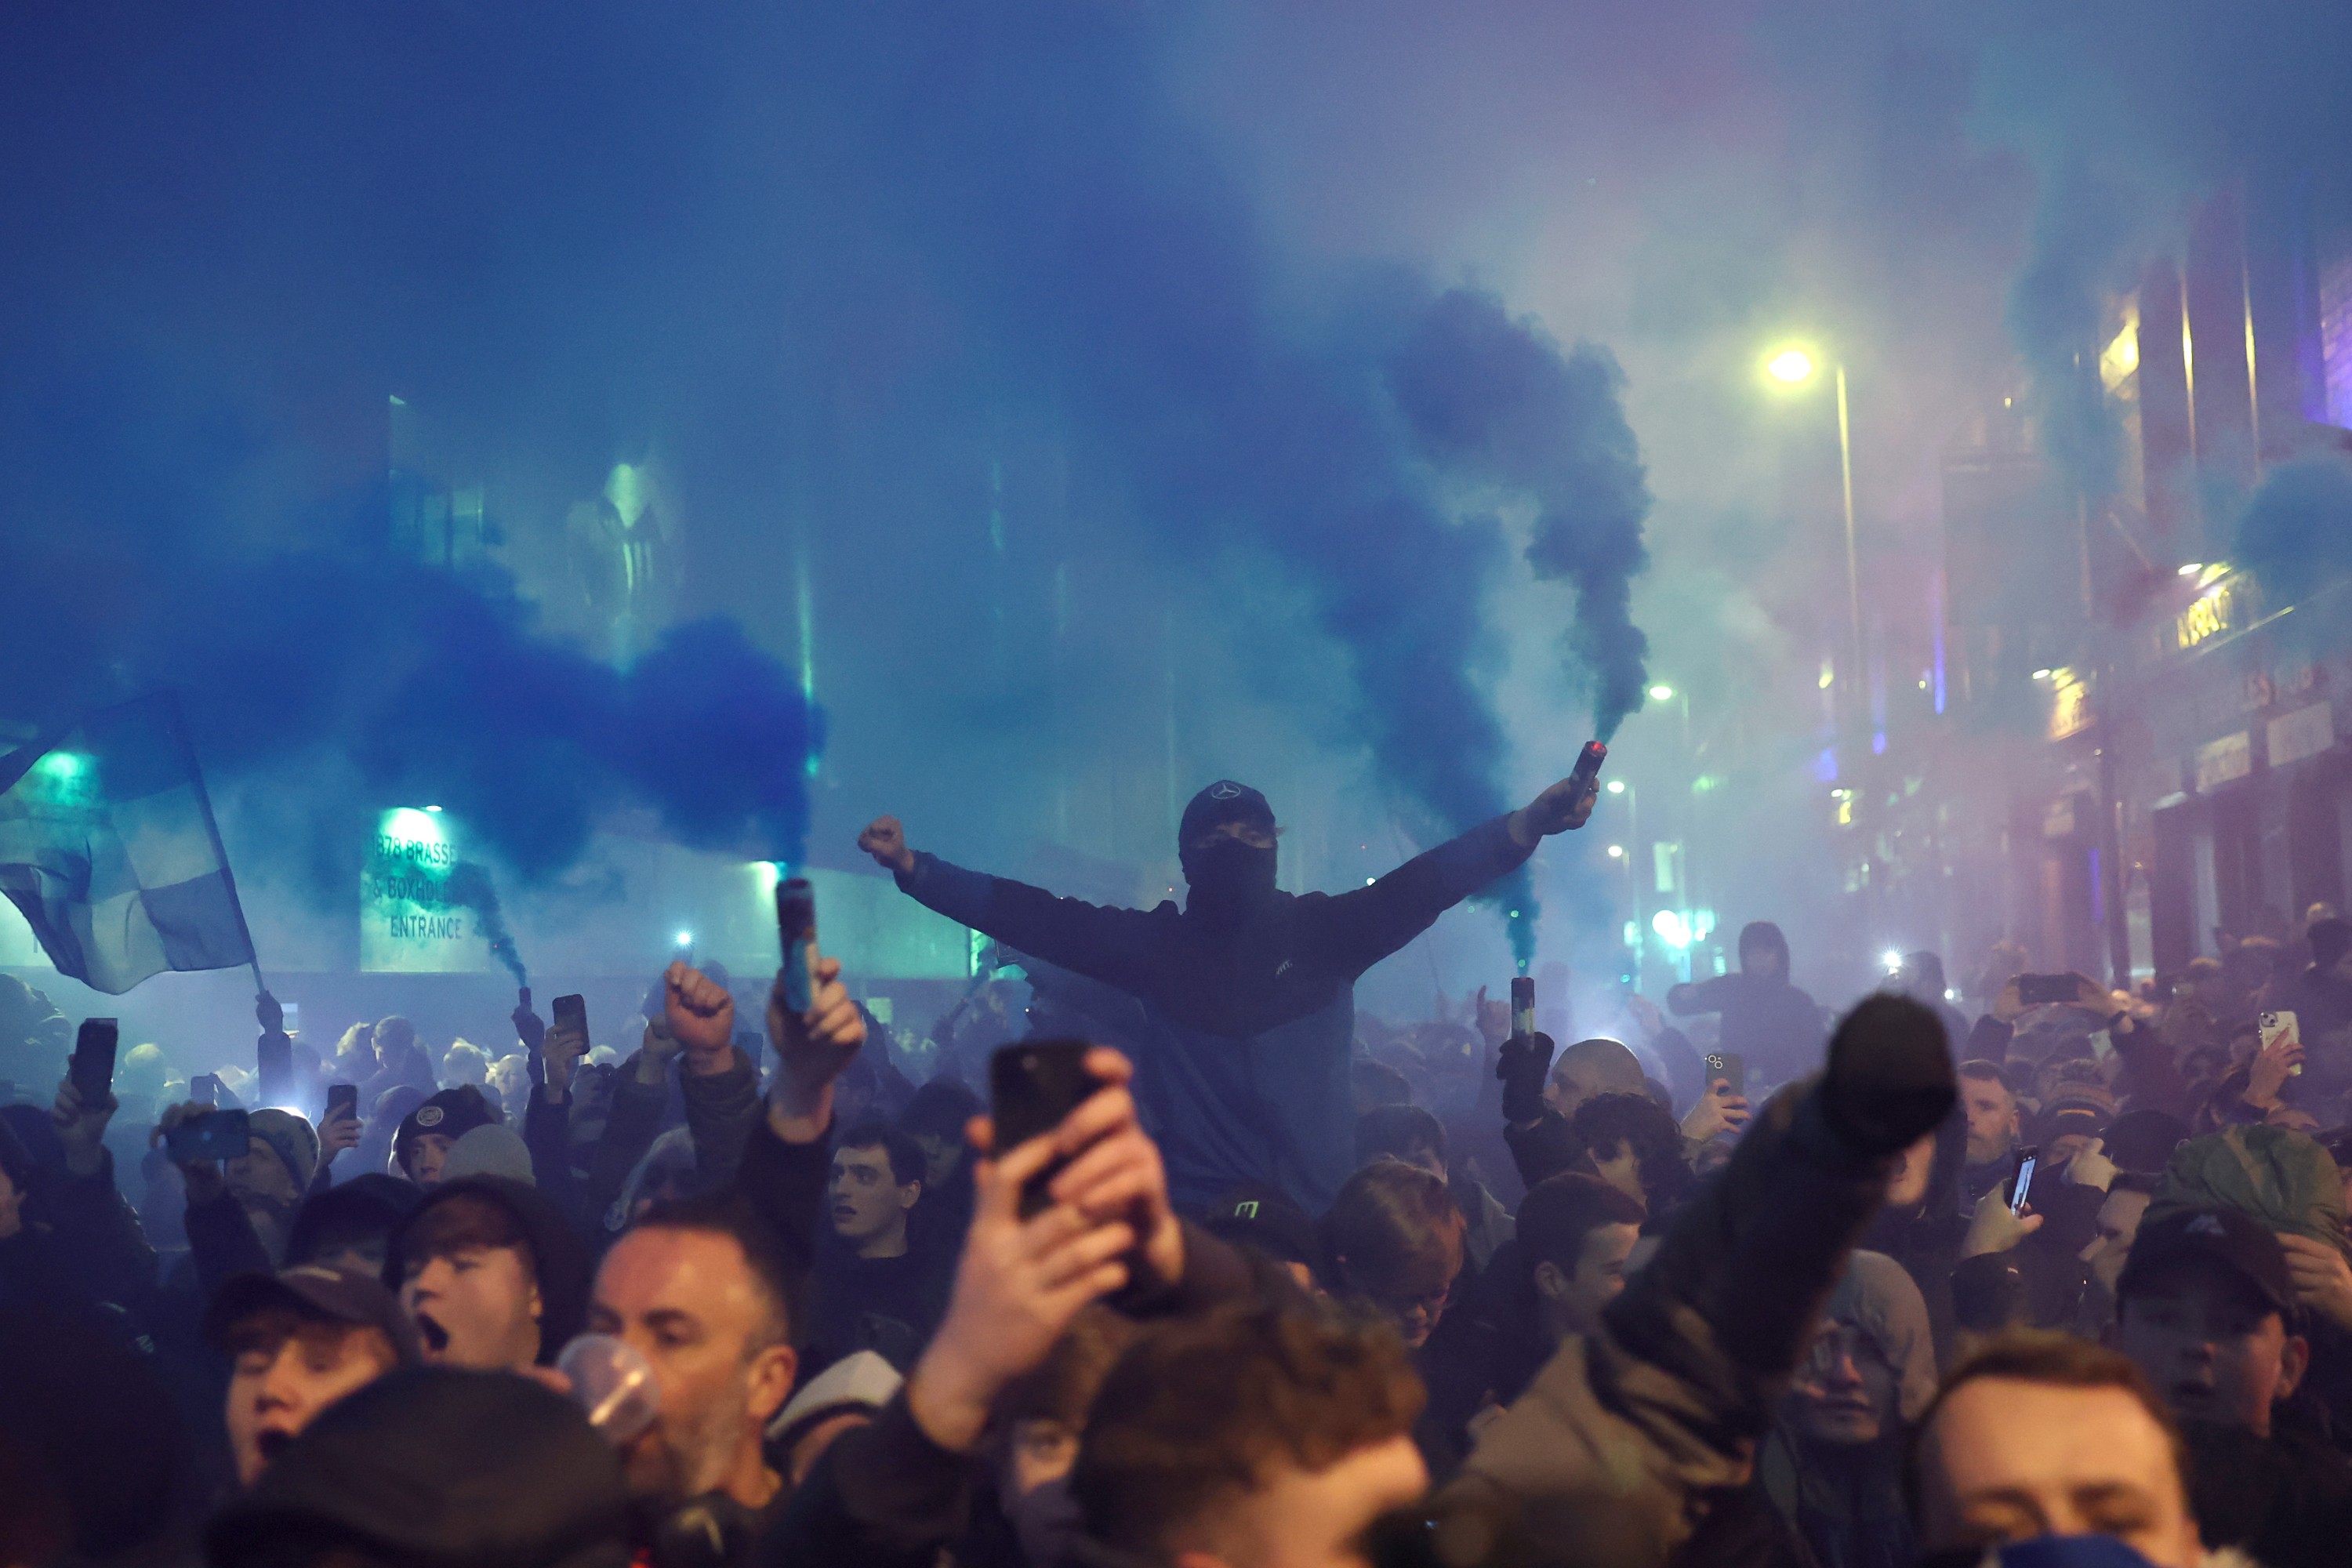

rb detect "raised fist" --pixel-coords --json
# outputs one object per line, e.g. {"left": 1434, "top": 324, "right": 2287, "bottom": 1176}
{"left": 858, "top": 816, "right": 916, "bottom": 877}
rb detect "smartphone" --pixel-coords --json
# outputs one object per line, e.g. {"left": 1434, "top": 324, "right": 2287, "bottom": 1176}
{"left": 776, "top": 877, "right": 817, "bottom": 1014}
{"left": 2017, "top": 974, "right": 2077, "bottom": 1007}
{"left": 279, "top": 1001, "right": 301, "bottom": 1037}
{"left": 1703, "top": 1051, "right": 1746, "bottom": 1098}
{"left": 71, "top": 1018, "right": 118, "bottom": 1107}
{"left": 553, "top": 993, "right": 588, "bottom": 1039}
{"left": 1509, "top": 976, "right": 1535, "bottom": 1040}
{"left": 2007, "top": 1146, "right": 2039, "bottom": 1215}
{"left": 190, "top": 1073, "right": 223, "bottom": 1107}
{"left": 2260, "top": 1010, "right": 2303, "bottom": 1076}
{"left": 165, "top": 1107, "right": 250, "bottom": 1165}
{"left": 1569, "top": 740, "right": 1607, "bottom": 792}
{"left": 325, "top": 1083, "right": 358, "bottom": 1123}
{"left": 989, "top": 1040, "right": 1102, "bottom": 1214}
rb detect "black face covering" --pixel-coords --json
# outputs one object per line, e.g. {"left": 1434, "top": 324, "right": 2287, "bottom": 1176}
{"left": 1182, "top": 837, "right": 1277, "bottom": 929}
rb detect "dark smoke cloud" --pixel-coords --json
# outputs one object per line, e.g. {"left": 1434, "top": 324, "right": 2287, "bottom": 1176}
{"left": 1390, "top": 289, "right": 1653, "bottom": 739}
{"left": 445, "top": 863, "right": 528, "bottom": 989}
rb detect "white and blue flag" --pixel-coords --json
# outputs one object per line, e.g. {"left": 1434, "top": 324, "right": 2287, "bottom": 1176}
{"left": 0, "top": 693, "right": 256, "bottom": 994}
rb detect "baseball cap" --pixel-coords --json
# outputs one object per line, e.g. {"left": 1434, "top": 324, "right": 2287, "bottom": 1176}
{"left": 1178, "top": 781, "right": 1274, "bottom": 847}
{"left": 205, "top": 1263, "right": 426, "bottom": 1364}
{"left": 2115, "top": 1206, "right": 2294, "bottom": 1316}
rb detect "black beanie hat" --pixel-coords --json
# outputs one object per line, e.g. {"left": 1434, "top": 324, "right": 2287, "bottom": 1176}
{"left": 394, "top": 1085, "right": 501, "bottom": 1174}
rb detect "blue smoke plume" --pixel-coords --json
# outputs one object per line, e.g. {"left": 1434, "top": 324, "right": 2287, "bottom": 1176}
{"left": 0, "top": 2, "right": 1650, "bottom": 967}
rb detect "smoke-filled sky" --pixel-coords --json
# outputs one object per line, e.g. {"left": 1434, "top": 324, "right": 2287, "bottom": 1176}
{"left": 3, "top": 1, "right": 2347, "bottom": 1014}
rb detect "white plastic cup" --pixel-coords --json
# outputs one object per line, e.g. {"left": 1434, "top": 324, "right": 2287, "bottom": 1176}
{"left": 557, "top": 1333, "right": 659, "bottom": 1444}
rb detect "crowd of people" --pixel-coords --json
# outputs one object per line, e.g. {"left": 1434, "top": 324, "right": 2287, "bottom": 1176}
{"left": 3, "top": 772, "right": 2352, "bottom": 1568}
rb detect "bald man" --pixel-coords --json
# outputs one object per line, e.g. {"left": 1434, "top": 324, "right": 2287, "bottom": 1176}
{"left": 1499, "top": 1036, "right": 1649, "bottom": 1191}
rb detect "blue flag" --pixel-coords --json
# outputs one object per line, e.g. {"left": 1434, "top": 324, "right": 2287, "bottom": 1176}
{"left": 0, "top": 693, "right": 256, "bottom": 994}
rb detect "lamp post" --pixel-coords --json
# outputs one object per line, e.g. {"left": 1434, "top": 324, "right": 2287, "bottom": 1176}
{"left": 1606, "top": 778, "right": 1642, "bottom": 990}
{"left": 1764, "top": 348, "right": 1863, "bottom": 720}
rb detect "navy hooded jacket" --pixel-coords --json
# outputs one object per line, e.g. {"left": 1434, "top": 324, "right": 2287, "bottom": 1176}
{"left": 891, "top": 815, "right": 1534, "bottom": 1214}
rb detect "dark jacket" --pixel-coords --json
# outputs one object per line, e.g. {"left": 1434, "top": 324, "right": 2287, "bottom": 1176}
{"left": 1668, "top": 974, "right": 1824, "bottom": 1090}
{"left": 1438, "top": 1076, "right": 1925, "bottom": 1561}
{"left": 891, "top": 816, "right": 1536, "bottom": 1213}
{"left": 2180, "top": 1417, "right": 2352, "bottom": 1568}
{"left": 0, "top": 1149, "right": 160, "bottom": 1328}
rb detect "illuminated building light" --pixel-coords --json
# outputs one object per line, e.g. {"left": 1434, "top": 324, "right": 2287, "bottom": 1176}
{"left": 2099, "top": 310, "right": 2140, "bottom": 392}
{"left": 1622, "top": 920, "right": 1639, "bottom": 948}
{"left": 1652, "top": 909, "right": 1691, "bottom": 948}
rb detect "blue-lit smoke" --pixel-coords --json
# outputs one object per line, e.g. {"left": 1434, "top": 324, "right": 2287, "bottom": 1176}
{"left": 0, "top": 2, "right": 1650, "bottom": 964}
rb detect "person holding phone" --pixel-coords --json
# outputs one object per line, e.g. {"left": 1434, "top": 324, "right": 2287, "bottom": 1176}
{"left": 858, "top": 764, "right": 1601, "bottom": 1214}
{"left": 0, "top": 1069, "right": 160, "bottom": 1323}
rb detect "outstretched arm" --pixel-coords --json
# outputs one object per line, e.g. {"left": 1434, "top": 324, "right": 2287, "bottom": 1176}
{"left": 1319, "top": 771, "right": 1599, "bottom": 976}
{"left": 860, "top": 815, "right": 1157, "bottom": 991}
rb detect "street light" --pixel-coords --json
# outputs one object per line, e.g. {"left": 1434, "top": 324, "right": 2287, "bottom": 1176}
{"left": 1762, "top": 341, "right": 1862, "bottom": 721}
{"left": 1606, "top": 779, "right": 1625, "bottom": 795}
{"left": 1647, "top": 683, "right": 1675, "bottom": 702}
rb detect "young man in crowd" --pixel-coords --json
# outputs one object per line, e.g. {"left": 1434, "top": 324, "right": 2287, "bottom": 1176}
{"left": 1497, "top": 1171, "right": 1646, "bottom": 1401}
{"left": 1071, "top": 1303, "right": 1428, "bottom": 1567}
{"left": 390, "top": 1084, "right": 500, "bottom": 1189}
{"left": 154, "top": 1100, "right": 320, "bottom": 1290}
{"left": 1909, "top": 1331, "right": 2205, "bottom": 1568}
{"left": 1354, "top": 1102, "right": 1512, "bottom": 1272}
{"left": 858, "top": 765, "right": 1599, "bottom": 1215}
{"left": 809, "top": 1120, "right": 941, "bottom": 1370}
{"left": 205, "top": 1263, "right": 420, "bottom": 1487}
{"left": 386, "top": 1173, "right": 590, "bottom": 1370}
{"left": 2107, "top": 1205, "right": 2352, "bottom": 1567}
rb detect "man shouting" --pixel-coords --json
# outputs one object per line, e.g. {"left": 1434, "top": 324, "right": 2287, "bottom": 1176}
{"left": 859, "top": 771, "right": 1597, "bottom": 1214}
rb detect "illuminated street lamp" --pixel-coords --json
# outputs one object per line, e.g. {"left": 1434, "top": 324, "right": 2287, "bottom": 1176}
{"left": 1647, "top": 683, "right": 1675, "bottom": 702}
{"left": 1762, "top": 342, "right": 1862, "bottom": 719}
